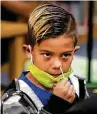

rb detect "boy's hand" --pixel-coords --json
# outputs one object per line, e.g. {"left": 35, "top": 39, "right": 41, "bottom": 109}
{"left": 53, "top": 79, "right": 76, "bottom": 103}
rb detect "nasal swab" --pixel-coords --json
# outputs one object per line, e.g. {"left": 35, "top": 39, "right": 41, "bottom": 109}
{"left": 60, "top": 66, "right": 64, "bottom": 78}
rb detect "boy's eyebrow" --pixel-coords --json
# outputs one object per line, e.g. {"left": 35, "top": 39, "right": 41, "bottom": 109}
{"left": 39, "top": 49, "right": 74, "bottom": 53}
{"left": 39, "top": 50, "right": 53, "bottom": 53}
{"left": 60, "top": 50, "right": 74, "bottom": 55}
{"left": 61, "top": 50, "right": 74, "bottom": 53}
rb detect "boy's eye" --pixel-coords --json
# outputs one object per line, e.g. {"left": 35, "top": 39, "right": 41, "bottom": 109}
{"left": 62, "top": 54, "right": 71, "bottom": 59}
{"left": 43, "top": 53, "right": 51, "bottom": 57}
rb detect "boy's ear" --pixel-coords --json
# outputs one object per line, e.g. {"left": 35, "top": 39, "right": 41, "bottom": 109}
{"left": 74, "top": 46, "right": 80, "bottom": 52}
{"left": 23, "top": 44, "right": 32, "bottom": 58}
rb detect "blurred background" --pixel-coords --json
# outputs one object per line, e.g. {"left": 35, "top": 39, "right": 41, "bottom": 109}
{"left": 1, "top": 1, "right": 97, "bottom": 95}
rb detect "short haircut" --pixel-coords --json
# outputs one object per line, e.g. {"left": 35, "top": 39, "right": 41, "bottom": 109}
{"left": 27, "top": 3, "right": 78, "bottom": 47}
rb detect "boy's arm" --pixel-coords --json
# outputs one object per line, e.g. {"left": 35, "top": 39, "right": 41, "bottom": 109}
{"left": 42, "top": 79, "right": 79, "bottom": 114}
{"left": 43, "top": 94, "right": 76, "bottom": 114}
{"left": 42, "top": 77, "right": 89, "bottom": 114}
{"left": 41, "top": 78, "right": 89, "bottom": 114}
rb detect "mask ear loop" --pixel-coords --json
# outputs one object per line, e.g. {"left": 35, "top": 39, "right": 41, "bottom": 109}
{"left": 29, "top": 45, "right": 33, "bottom": 64}
{"left": 60, "top": 67, "right": 64, "bottom": 79}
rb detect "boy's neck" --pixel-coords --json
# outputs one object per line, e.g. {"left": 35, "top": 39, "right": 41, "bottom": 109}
{"left": 26, "top": 72, "right": 52, "bottom": 92}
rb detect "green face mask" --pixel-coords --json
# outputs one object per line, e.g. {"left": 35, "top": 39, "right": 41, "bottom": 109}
{"left": 28, "top": 64, "right": 73, "bottom": 88}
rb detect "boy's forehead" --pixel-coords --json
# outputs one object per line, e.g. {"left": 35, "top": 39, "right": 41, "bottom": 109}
{"left": 37, "top": 35, "right": 75, "bottom": 46}
{"left": 34, "top": 35, "right": 75, "bottom": 52}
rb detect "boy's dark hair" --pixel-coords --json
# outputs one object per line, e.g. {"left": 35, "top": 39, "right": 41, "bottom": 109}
{"left": 27, "top": 3, "right": 78, "bottom": 47}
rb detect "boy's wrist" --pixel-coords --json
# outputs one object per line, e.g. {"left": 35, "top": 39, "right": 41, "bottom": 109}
{"left": 43, "top": 94, "right": 72, "bottom": 114}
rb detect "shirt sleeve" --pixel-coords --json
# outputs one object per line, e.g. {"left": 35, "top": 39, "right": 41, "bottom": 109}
{"left": 43, "top": 94, "right": 73, "bottom": 114}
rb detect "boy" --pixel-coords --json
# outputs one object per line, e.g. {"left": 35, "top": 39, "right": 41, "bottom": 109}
{"left": 1, "top": 3, "right": 89, "bottom": 114}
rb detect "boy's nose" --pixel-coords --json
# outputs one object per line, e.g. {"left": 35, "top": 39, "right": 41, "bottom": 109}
{"left": 52, "top": 59, "right": 62, "bottom": 68}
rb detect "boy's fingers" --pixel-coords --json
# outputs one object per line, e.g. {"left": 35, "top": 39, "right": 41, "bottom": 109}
{"left": 68, "top": 94, "right": 75, "bottom": 103}
{"left": 53, "top": 78, "right": 68, "bottom": 89}
{"left": 63, "top": 81, "right": 71, "bottom": 93}
{"left": 59, "top": 78, "right": 68, "bottom": 86}
{"left": 64, "top": 85, "right": 74, "bottom": 99}
{"left": 53, "top": 83, "right": 57, "bottom": 88}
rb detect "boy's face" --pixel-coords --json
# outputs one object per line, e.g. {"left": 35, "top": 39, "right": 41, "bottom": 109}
{"left": 32, "top": 34, "right": 75, "bottom": 77}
